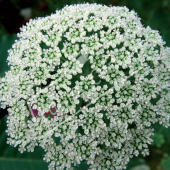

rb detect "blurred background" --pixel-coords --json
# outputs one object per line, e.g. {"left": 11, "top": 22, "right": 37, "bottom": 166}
{"left": 0, "top": 0, "right": 170, "bottom": 170}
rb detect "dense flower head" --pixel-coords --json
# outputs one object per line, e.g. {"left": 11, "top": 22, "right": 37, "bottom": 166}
{"left": 0, "top": 3, "right": 170, "bottom": 170}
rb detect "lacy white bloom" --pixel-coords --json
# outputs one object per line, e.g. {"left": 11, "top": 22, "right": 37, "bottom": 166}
{"left": 0, "top": 3, "right": 170, "bottom": 170}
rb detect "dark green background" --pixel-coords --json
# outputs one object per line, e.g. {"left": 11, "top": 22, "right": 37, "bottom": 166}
{"left": 0, "top": 0, "right": 170, "bottom": 170}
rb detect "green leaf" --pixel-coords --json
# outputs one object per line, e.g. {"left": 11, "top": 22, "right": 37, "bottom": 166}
{"left": 126, "top": 157, "right": 149, "bottom": 170}
{"left": 0, "top": 158, "right": 47, "bottom": 170}
{"left": 0, "top": 34, "right": 17, "bottom": 78}
{"left": 82, "top": 60, "right": 92, "bottom": 76}
{"left": 158, "top": 156, "right": 170, "bottom": 170}
{"left": 151, "top": 132, "right": 165, "bottom": 148}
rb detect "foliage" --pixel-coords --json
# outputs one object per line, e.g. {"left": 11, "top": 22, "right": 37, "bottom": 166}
{"left": 158, "top": 155, "right": 170, "bottom": 170}
{"left": 0, "top": 34, "right": 17, "bottom": 77}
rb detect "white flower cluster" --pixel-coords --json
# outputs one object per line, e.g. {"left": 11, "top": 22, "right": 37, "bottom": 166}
{"left": 0, "top": 3, "right": 170, "bottom": 170}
